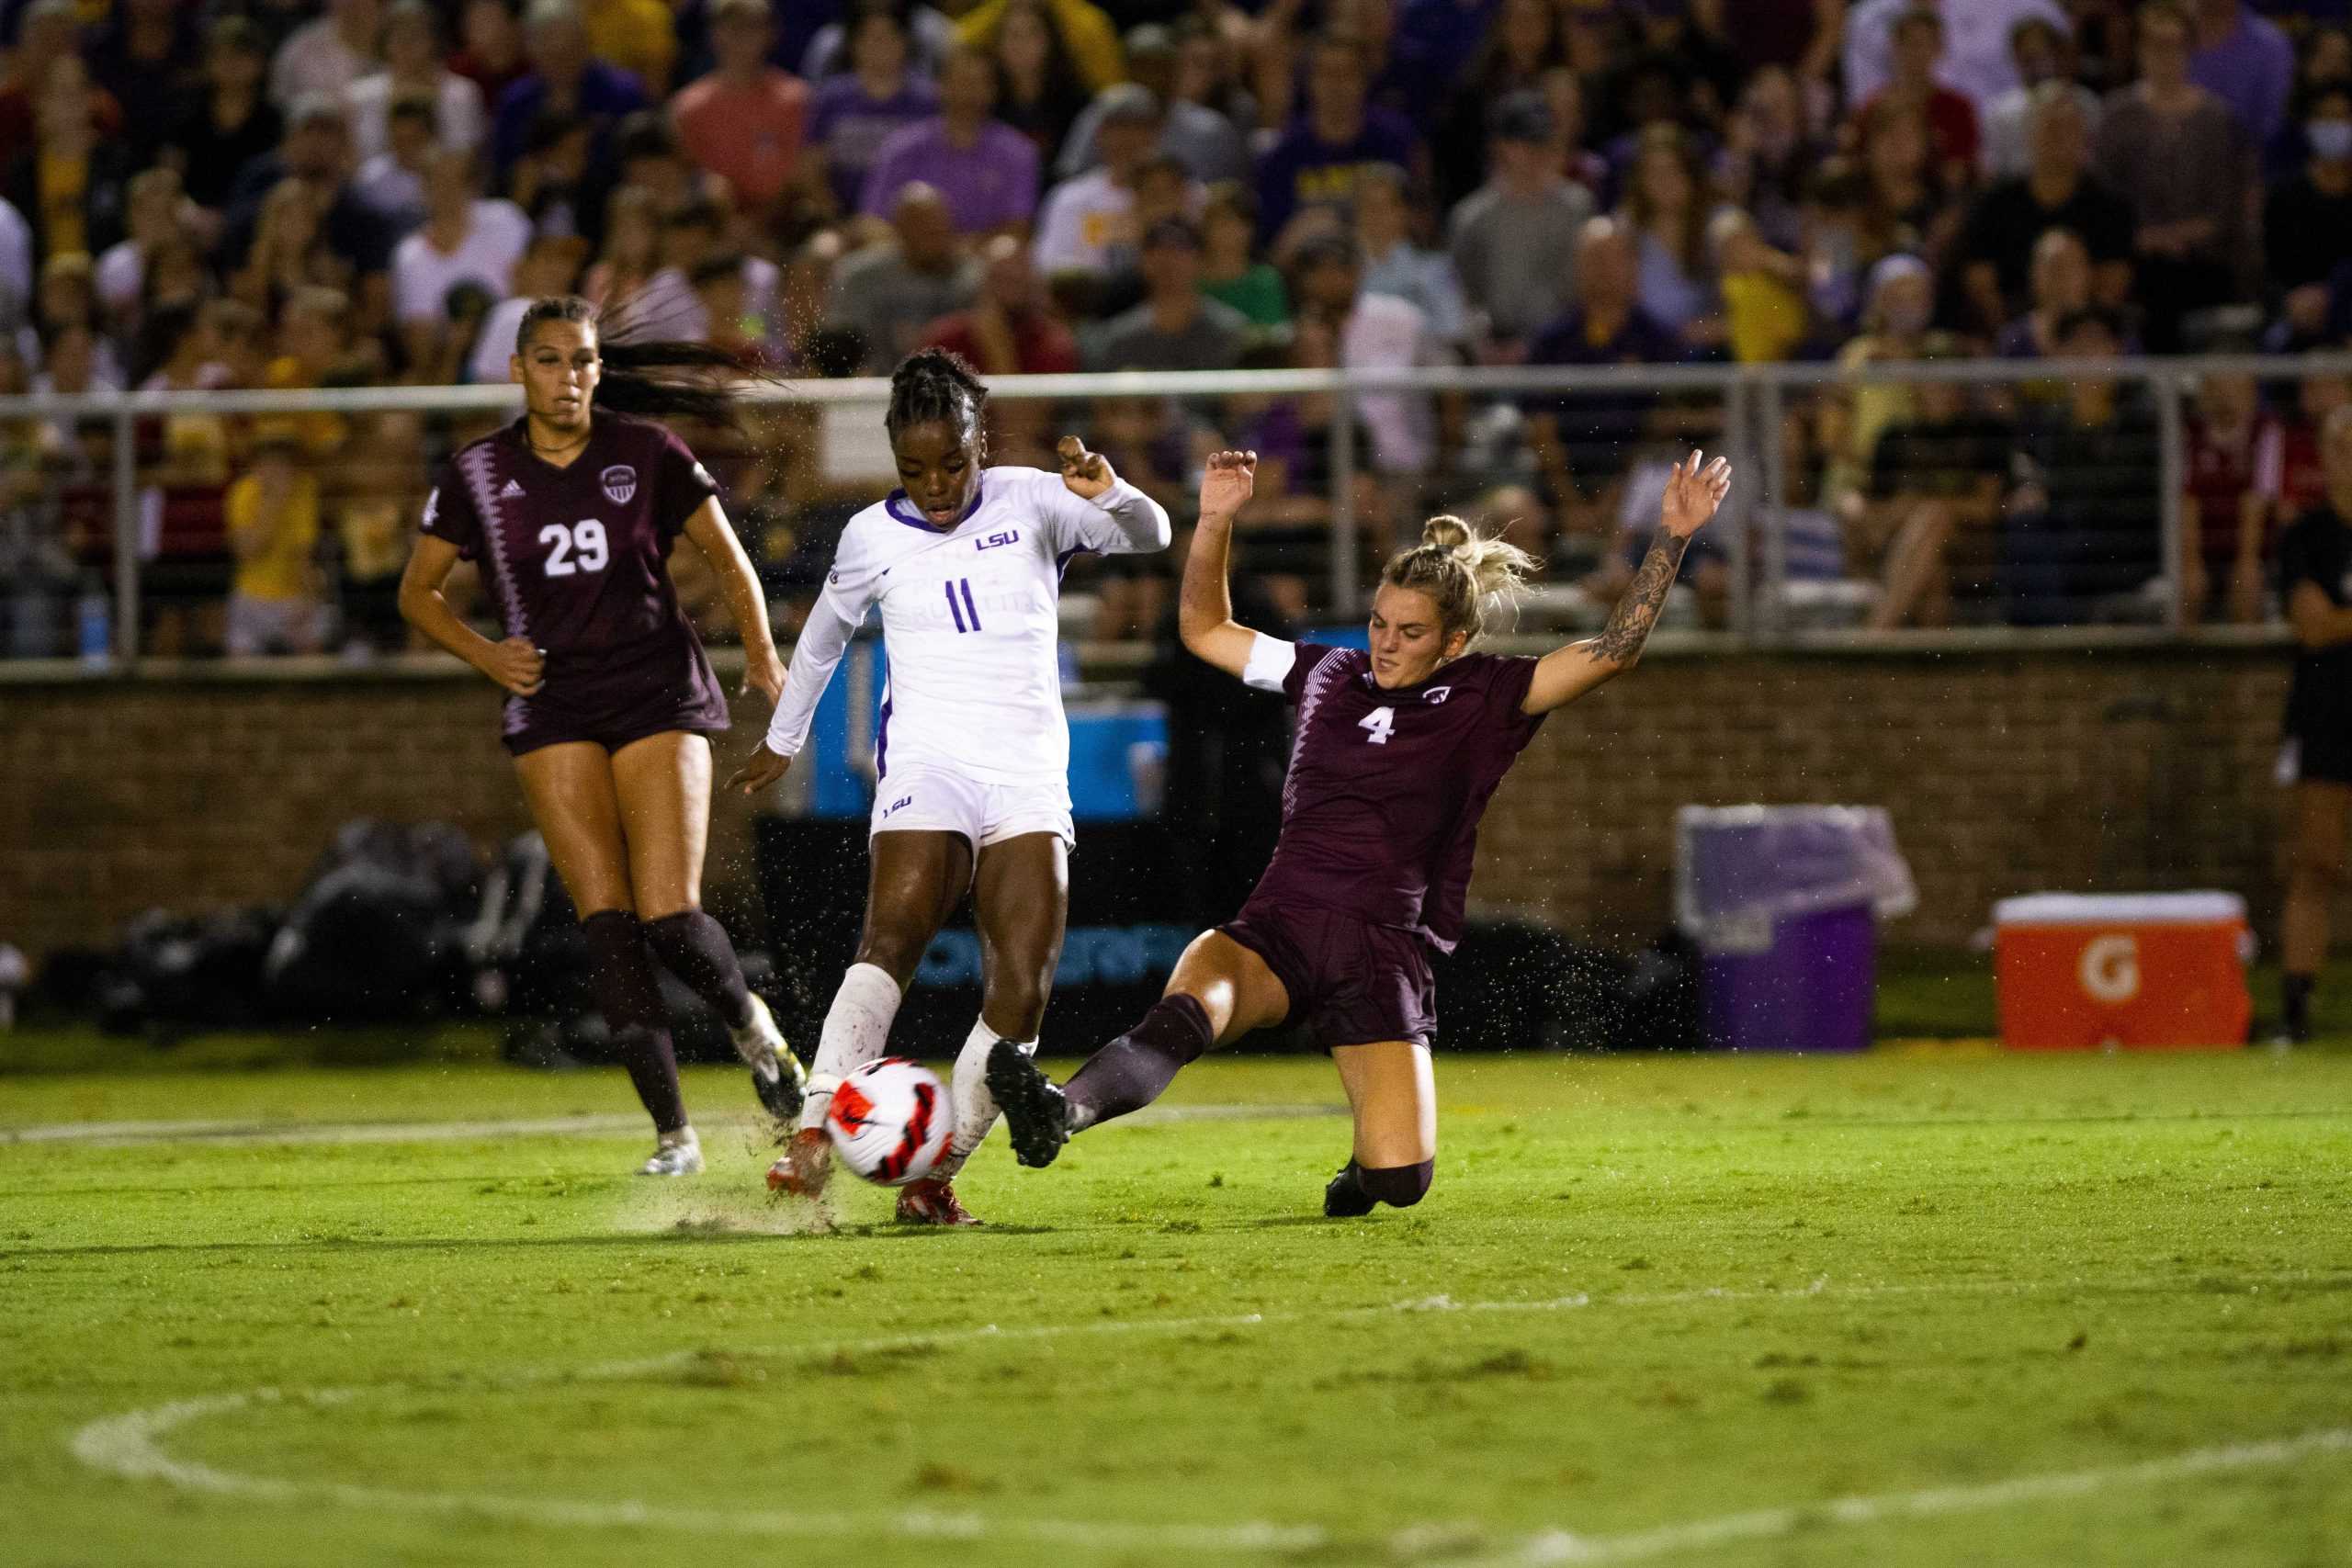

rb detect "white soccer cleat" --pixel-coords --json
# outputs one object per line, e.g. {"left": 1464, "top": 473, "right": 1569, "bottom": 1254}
{"left": 730, "top": 993, "right": 807, "bottom": 1122}
{"left": 640, "top": 1127, "right": 704, "bottom": 1176}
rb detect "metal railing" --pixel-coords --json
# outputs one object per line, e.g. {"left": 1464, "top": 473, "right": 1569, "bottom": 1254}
{"left": 4, "top": 352, "right": 2346, "bottom": 668}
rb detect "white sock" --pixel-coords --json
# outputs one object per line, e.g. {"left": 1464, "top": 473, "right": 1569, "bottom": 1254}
{"left": 933, "top": 1020, "right": 1034, "bottom": 1179}
{"left": 797, "top": 963, "right": 903, "bottom": 1132}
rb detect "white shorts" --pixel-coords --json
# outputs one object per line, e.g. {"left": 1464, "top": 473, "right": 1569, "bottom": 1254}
{"left": 869, "top": 767, "right": 1074, "bottom": 850}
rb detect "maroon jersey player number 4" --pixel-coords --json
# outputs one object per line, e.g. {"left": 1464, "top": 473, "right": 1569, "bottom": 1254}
{"left": 1252, "top": 639, "right": 1541, "bottom": 955}
{"left": 989, "top": 446, "right": 1734, "bottom": 1219}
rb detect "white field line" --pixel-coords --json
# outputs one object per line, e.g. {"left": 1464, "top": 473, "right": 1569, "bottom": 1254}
{"left": 3, "top": 1114, "right": 650, "bottom": 1146}
{"left": 1487, "top": 1427, "right": 2352, "bottom": 1566}
{"left": 67, "top": 1274, "right": 2352, "bottom": 1562}
{"left": 2, "top": 1101, "right": 1343, "bottom": 1148}
{"left": 68, "top": 1390, "right": 1321, "bottom": 1554}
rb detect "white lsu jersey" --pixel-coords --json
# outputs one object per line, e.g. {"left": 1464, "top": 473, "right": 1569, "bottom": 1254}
{"left": 765, "top": 466, "right": 1170, "bottom": 784}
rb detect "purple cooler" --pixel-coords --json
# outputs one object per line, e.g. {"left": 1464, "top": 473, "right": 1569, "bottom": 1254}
{"left": 1675, "top": 807, "right": 1917, "bottom": 1054}
{"left": 1699, "top": 905, "right": 1877, "bottom": 1053}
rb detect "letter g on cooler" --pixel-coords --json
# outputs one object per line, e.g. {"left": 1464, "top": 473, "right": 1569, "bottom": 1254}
{"left": 2078, "top": 934, "right": 2141, "bottom": 1005}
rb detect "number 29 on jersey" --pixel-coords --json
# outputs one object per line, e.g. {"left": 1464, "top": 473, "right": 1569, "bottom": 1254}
{"left": 540, "top": 520, "right": 609, "bottom": 577}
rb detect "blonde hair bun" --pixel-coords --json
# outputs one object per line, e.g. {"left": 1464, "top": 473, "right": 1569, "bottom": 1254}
{"left": 1382, "top": 513, "right": 1541, "bottom": 648}
{"left": 1421, "top": 514, "right": 1473, "bottom": 553}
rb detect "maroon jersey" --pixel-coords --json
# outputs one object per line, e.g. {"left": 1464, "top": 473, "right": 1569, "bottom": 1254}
{"left": 423, "top": 413, "right": 729, "bottom": 748}
{"left": 1249, "top": 642, "right": 1544, "bottom": 953}
{"left": 423, "top": 412, "right": 719, "bottom": 667}
{"left": 2185, "top": 415, "right": 2280, "bottom": 572}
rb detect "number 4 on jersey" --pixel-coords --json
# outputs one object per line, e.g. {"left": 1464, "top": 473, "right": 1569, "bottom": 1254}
{"left": 1359, "top": 705, "right": 1396, "bottom": 744}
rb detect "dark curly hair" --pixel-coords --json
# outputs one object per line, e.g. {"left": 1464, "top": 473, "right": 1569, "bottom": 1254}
{"left": 885, "top": 346, "right": 989, "bottom": 451}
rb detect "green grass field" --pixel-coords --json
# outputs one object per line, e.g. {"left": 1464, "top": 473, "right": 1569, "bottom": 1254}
{"left": 5, "top": 1046, "right": 2350, "bottom": 1568}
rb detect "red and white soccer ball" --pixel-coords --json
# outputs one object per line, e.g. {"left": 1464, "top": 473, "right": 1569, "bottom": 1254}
{"left": 823, "top": 1057, "right": 952, "bottom": 1187}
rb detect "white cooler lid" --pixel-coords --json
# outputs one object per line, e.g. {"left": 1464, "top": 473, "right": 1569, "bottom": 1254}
{"left": 1994, "top": 892, "right": 2247, "bottom": 927}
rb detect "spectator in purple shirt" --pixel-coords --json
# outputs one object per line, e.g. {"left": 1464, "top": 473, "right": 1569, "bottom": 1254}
{"left": 808, "top": 0, "right": 939, "bottom": 213}
{"left": 1253, "top": 33, "right": 1423, "bottom": 247}
{"left": 492, "top": 0, "right": 647, "bottom": 175}
{"left": 2188, "top": 0, "right": 2293, "bottom": 146}
{"left": 860, "top": 45, "right": 1036, "bottom": 237}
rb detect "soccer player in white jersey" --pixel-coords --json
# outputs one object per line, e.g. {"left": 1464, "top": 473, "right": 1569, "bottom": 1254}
{"left": 726, "top": 348, "right": 1171, "bottom": 1224}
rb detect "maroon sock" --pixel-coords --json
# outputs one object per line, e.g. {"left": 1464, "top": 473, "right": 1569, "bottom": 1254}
{"left": 1063, "top": 994, "right": 1215, "bottom": 1133}
{"left": 581, "top": 909, "right": 687, "bottom": 1134}
{"left": 643, "top": 908, "right": 753, "bottom": 1031}
{"left": 1355, "top": 1159, "right": 1433, "bottom": 1208}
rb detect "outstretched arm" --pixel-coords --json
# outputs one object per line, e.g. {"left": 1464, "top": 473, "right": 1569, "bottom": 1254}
{"left": 1521, "top": 451, "right": 1732, "bottom": 716}
{"left": 1177, "top": 449, "right": 1264, "bottom": 682}
{"left": 1056, "top": 434, "right": 1173, "bottom": 555}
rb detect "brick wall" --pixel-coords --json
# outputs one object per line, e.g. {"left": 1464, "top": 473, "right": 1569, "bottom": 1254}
{"left": 0, "top": 647, "right": 2321, "bottom": 961}
{"left": 1472, "top": 648, "right": 2301, "bottom": 948}
{"left": 0, "top": 670, "right": 772, "bottom": 960}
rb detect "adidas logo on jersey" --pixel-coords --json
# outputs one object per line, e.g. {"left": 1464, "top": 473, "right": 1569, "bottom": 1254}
{"left": 500, "top": 479, "right": 526, "bottom": 499}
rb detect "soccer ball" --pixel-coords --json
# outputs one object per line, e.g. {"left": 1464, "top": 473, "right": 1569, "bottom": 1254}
{"left": 823, "top": 1057, "right": 953, "bottom": 1186}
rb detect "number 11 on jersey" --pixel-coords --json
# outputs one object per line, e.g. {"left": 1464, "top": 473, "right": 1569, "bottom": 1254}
{"left": 945, "top": 579, "right": 982, "bottom": 633}
{"left": 1360, "top": 705, "right": 1396, "bottom": 744}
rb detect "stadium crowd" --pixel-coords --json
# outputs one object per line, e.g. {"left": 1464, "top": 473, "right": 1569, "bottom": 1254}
{"left": 2, "top": 0, "right": 2351, "bottom": 657}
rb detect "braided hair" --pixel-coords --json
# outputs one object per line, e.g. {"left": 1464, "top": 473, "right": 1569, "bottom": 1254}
{"left": 1380, "top": 515, "right": 1539, "bottom": 648}
{"left": 885, "top": 346, "right": 988, "bottom": 456}
{"left": 514, "top": 295, "right": 750, "bottom": 429}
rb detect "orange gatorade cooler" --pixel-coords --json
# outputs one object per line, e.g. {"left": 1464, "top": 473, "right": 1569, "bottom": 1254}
{"left": 1993, "top": 893, "right": 2251, "bottom": 1051}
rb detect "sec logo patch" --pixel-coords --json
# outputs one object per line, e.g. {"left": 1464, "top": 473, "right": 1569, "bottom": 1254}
{"left": 601, "top": 465, "right": 639, "bottom": 504}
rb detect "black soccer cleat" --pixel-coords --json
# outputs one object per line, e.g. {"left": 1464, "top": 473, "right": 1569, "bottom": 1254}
{"left": 1323, "top": 1162, "right": 1377, "bottom": 1218}
{"left": 986, "top": 1040, "right": 1070, "bottom": 1168}
{"left": 730, "top": 995, "right": 806, "bottom": 1123}
{"left": 751, "top": 1059, "right": 805, "bottom": 1123}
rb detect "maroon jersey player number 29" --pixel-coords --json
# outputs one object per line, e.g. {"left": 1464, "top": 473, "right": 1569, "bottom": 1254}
{"left": 398, "top": 296, "right": 806, "bottom": 1177}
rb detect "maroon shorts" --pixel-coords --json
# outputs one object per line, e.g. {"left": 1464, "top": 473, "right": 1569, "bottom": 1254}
{"left": 1217, "top": 898, "right": 1437, "bottom": 1051}
{"left": 502, "top": 641, "right": 730, "bottom": 758}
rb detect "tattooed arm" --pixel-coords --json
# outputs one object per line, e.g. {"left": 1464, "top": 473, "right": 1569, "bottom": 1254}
{"left": 1521, "top": 451, "right": 1733, "bottom": 716}
{"left": 1589, "top": 531, "right": 1692, "bottom": 662}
